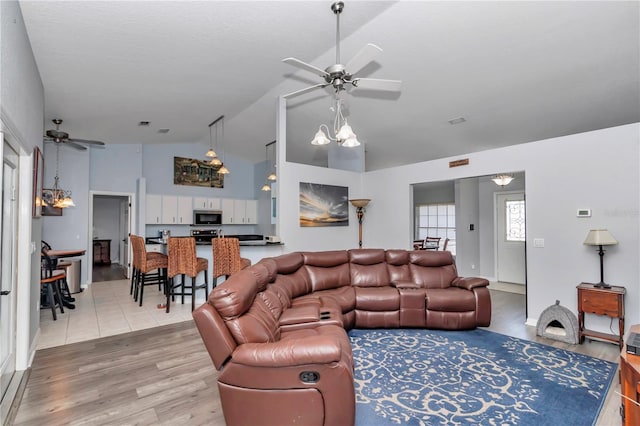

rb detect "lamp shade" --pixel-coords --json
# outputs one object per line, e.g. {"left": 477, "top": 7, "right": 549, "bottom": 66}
{"left": 341, "top": 137, "right": 360, "bottom": 148}
{"left": 583, "top": 229, "right": 618, "bottom": 246}
{"left": 335, "top": 123, "right": 356, "bottom": 141}
{"left": 311, "top": 128, "right": 331, "bottom": 146}
{"left": 349, "top": 199, "right": 370, "bottom": 208}
{"left": 205, "top": 148, "right": 217, "bottom": 158}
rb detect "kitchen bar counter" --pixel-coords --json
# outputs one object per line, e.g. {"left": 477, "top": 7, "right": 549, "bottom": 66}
{"left": 144, "top": 237, "right": 284, "bottom": 284}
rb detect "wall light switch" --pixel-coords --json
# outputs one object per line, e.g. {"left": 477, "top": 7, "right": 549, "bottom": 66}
{"left": 533, "top": 238, "right": 544, "bottom": 248}
{"left": 468, "top": 224, "right": 475, "bottom": 231}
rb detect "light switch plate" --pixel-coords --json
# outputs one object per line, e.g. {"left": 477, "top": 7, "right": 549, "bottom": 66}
{"left": 533, "top": 238, "right": 545, "bottom": 248}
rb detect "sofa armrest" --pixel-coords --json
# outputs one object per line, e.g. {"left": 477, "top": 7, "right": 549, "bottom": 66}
{"left": 232, "top": 335, "right": 342, "bottom": 367}
{"left": 452, "top": 277, "right": 490, "bottom": 290}
{"left": 391, "top": 280, "right": 421, "bottom": 289}
{"left": 279, "top": 305, "right": 320, "bottom": 326}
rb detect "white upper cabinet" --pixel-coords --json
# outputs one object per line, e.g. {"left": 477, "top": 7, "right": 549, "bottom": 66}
{"left": 193, "top": 197, "right": 221, "bottom": 210}
{"left": 177, "top": 196, "right": 193, "bottom": 224}
{"left": 145, "top": 194, "right": 162, "bottom": 224}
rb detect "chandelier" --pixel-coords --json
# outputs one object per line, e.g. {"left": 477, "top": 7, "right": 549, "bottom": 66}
{"left": 310, "top": 91, "right": 360, "bottom": 148}
{"left": 49, "top": 144, "right": 75, "bottom": 208}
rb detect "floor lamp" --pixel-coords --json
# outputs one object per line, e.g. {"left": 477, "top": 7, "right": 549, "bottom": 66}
{"left": 349, "top": 199, "right": 370, "bottom": 248}
{"left": 583, "top": 229, "right": 618, "bottom": 288}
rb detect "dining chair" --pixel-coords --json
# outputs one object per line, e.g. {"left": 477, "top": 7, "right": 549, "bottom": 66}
{"left": 442, "top": 238, "right": 450, "bottom": 252}
{"left": 130, "top": 235, "right": 168, "bottom": 306}
{"left": 412, "top": 239, "right": 425, "bottom": 250}
{"left": 212, "top": 237, "right": 251, "bottom": 288}
{"left": 41, "top": 241, "right": 75, "bottom": 307}
{"left": 425, "top": 236, "right": 441, "bottom": 250}
{"left": 166, "top": 237, "right": 209, "bottom": 313}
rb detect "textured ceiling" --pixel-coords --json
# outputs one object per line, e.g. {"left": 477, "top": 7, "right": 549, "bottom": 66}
{"left": 19, "top": 1, "right": 640, "bottom": 171}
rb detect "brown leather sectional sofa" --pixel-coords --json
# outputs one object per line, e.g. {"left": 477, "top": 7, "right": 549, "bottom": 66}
{"left": 192, "top": 248, "right": 491, "bottom": 426}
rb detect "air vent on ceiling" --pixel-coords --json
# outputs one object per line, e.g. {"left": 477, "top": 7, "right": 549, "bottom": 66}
{"left": 448, "top": 117, "right": 466, "bottom": 125}
{"left": 138, "top": 121, "right": 150, "bottom": 126}
{"left": 157, "top": 128, "right": 170, "bottom": 134}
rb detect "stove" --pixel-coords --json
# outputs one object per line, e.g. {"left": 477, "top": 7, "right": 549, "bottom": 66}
{"left": 190, "top": 229, "right": 218, "bottom": 244}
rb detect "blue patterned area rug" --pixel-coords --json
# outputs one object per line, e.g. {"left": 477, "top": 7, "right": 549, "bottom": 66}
{"left": 349, "top": 328, "right": 616, "bottom": 426}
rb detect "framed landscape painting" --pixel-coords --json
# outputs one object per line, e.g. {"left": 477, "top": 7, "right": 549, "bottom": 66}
{"left": 299, "top": 182, "right": 348, "bottom": 227}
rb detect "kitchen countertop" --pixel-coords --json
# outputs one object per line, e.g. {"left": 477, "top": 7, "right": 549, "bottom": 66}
{"left": 145, "top": 237, "right": 283, "bottom": 246}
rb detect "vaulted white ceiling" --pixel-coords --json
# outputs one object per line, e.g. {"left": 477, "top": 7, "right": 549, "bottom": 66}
{"left": 19, "top": 1, "right": 639, "bottom": 171}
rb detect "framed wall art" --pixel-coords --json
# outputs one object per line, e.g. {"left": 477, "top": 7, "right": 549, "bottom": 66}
{"left": 173, "top": 156, "right": 224, "bottom": 188}
{"left": 32, "top": 147, "right": 44, "bottom": 217}
{"left": 299, "top": 182, "right": 349, "bottom": 227}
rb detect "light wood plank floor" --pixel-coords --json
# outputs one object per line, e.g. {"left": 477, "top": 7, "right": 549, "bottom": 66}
{"left": 13, "top": 289, "right": 621, "bottom": 425}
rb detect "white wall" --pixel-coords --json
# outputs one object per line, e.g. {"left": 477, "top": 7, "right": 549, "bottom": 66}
{"left": 360, "top": 123, "right": 639, "bottom": 331}
{"left": 1, "top": 0, "right": 45, "bottom": 365}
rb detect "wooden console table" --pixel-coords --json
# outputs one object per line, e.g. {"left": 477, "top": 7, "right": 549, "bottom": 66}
{"left": 93, "top": 239, "right": 111, "bottom": 265}
{"left": 577, "top": 283, "right": 625, "bottom": 348}
{"left": 620, "top": 324, "right": 640, "bottom": 425}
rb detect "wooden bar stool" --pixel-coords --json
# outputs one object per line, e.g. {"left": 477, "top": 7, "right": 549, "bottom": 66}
{"left": 212, "top": 237, "right": 251, "bottom": 288}
{"left": 40, "top": 256, "right": 66, "bottom": 320}
{"left": 130, "top": 235, "right": 168, "bottom": 306}
{"left": 166, "top": 237, "right": 209, "bottom": 313}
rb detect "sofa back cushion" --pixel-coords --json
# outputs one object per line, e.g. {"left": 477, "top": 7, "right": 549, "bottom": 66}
{"left": 208, "top": 264, "right": 280, "bottom": 344}
{"left": 409, "top": 251, "right": 458, "bottom": 289}
{"left": 302, "top": 251, "right": 351, "bottom": 292}
{"left": 385, "top": 250, "right": 411, "bottom": 282}
{"left": 271, "top": 252, "right": 312, "bottom": 299}
{"left": 349, "top": 249, "right": 390, "bottom": 287}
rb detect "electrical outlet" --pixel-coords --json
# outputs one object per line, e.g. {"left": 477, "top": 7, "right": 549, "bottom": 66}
{"left": 533, "top": 238, "right": 544, "bottom": 248}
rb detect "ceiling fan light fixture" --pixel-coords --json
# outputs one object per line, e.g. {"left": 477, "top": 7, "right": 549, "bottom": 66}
{"left": 341, "top": 137, "right": 360, "bottom": 148}
{"left": 311, "top": 127, "right": 331, "bottom": 145}
{"left": 335, "top": 122, "right": 356, "bottom": 141}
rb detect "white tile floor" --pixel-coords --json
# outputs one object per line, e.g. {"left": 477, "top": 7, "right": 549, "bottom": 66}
{"left": 38, "top": 279, "right": 208, "bottom": 350}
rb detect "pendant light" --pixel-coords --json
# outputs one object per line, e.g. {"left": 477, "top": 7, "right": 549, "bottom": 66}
{"left": 217, "top": 115, "right": 230, "bottom": 174}
{"left": 207, "top": 115, "right": 223, "bottom": 167}
{"left": 261, "top": 141, "right": 277, "bottom": 192}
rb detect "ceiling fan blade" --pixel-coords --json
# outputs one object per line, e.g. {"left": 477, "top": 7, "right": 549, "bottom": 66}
{"left": 68, "top": 138, "right": 105, "bottom": 146}
{"left": 352, "top": 78, "right": 402, "bottom": 92}
{"left": 345, "top": 43, "right": 383, "bottom": 75}
{"left": 64, "top": 141, "right": 88, "bottom": 151}
{"left": 283, "top": 58, "right": 329, "bottom": 79}
{"left": 283, "top": 83, "right": 330, "bottom": 99}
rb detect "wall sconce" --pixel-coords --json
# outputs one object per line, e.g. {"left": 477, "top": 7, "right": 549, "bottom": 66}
{"left": 349, "top": 198, "right": 370, "bottom": 248}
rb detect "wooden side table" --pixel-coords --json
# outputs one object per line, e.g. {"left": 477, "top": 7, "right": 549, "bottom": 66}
{"left": 620, "top": 325, "right": 640, "bottom": 425}
{"left": 577, "top": 282, "right": 625, "bottom": 348}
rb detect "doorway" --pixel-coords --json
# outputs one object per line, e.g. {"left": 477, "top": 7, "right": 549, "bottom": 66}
{"left": 0, "top": 139, "right": 18, "bottom": 423}
{"left": 89, "top": 192, "right": 134, "bottom": 283}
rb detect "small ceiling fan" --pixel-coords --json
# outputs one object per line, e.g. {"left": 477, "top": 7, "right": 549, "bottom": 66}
{"left": 44, "top": 118, "right": 105, "bottom": 150}
{"left": 282, "top": 1, "right": 401, "bottom": 98}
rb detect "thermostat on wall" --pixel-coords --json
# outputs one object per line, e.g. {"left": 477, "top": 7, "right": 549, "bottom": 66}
{"left": 577, "top": 209, "right": 591, "bottom": 217}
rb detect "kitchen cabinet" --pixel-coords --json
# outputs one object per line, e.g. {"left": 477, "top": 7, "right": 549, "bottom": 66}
{"left": 177, "top": 196, "right": 193, "bottom": 224}
{"left": 244, "top": 199, "right": 257, "bottom": 224}
{"left": 145, "top": 194, "right": 162, "bottom": 224}
{"left": 161, "top": 196, "right": 178, "bottom": 224}
{"left": 193, "top": 197, "right": 221, "bottom": 210}
{"left": 222, "top": 199, "right": 257, "bottom": 224}
{"left": 222, "top": 198, "right": 235, "bottom": 224}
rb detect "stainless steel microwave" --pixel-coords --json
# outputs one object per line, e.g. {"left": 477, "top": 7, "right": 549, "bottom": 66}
{"left": 193, "top": 210, "right": 222, "bottom": 225}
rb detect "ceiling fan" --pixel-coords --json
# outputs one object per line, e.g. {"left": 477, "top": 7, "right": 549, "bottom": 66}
{"left": 282, "top": 1, "right": 401, "bottom": 99}
{"left": 44, "top": 119, "right": 105, "bottom": 150}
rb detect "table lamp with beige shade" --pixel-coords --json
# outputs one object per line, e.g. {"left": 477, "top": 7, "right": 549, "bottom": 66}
{"left": 583, "top": 229, "right": 618, "bottom": 288}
